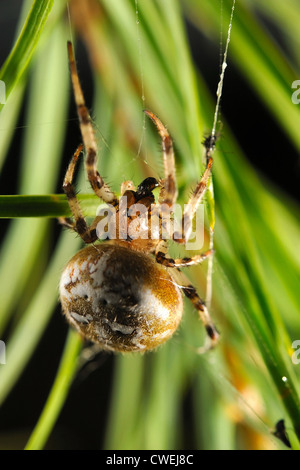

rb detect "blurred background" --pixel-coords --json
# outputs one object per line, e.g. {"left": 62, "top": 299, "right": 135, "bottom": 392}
{"left": 0, "top": 0, "right": 299, "bottom": 450}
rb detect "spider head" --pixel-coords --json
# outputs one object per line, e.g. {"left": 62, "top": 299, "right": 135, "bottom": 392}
{"left": 135, "top": 177, "right": 159, "bottom": 201}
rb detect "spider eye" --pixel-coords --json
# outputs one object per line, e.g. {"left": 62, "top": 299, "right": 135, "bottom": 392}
{"left": 136, "top": 177, "right": 159, "bottom": 200}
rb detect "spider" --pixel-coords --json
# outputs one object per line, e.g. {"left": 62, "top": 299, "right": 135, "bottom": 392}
{"left": 59, "top": 41, "right": 220, "bottom": 353}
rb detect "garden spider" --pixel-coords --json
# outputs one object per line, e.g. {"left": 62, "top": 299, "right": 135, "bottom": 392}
{"left": 59, "top": 41, "right": 220, "bottom": 353}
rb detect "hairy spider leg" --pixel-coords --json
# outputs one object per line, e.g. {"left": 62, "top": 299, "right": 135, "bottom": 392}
{"left": 59, "top": 144, "right": 98, "bottom": 243}
{"left": 155, "top": 240, "right": 213, "bottom": 267}
{"left": 174, "top": 155, "right": 213, "bottom": 244}
{"left": 67, "top": 41, "right": 118, "bottom": 206}
{"left": 144, "top": 110, "right": 178, "bottom": 208}
{"left": 145, "top": 115, "right": 218, "bottom": 347}
{"left": 172, "top": 268, "right": 220, "bottom": 350}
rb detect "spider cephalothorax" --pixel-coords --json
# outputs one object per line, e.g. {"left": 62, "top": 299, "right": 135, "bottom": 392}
{"left": 59, "top": 42, "right": 219, "bottom": 352}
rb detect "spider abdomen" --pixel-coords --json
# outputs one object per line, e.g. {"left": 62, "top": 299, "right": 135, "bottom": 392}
{"left": 60, "top": 243, "right": 183, "bottom": 352}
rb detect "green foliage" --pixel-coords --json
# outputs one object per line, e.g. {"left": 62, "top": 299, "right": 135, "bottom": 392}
{"left": 0, "top": 0, "right": 299, "bottom": 450}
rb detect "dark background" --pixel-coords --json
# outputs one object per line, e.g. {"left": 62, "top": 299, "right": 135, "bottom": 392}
{"left": 0, "top": 1, "right": 299, "bottom": 449}
{"left": 0, "top": 2, "right": 299, "bottom": 203}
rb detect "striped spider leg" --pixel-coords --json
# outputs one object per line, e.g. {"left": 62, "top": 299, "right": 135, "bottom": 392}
{"left": 59, "top": 42, "right": 118, "bottom": 243}
{"left": 67, "top": 41, "right": 118, "bottom": 207}
{"left": 59, "top": 41, "right": 219, "bottom": 353}
{"left": 58, "top": 143, "right": 99, "bottom": 243}
{"left": 145, "top": 111, "right": 219, "bottom": 348}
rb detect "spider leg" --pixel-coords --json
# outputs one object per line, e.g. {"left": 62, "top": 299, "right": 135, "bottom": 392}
{"left": 172, "top": 268, "right": 220, "bottom": 350}
{"left": 58, "top": 216, "right": 75, "bottom": 230}
{"left": 67, "top": 41, "right": 118, "bottom": 206}
{"left": 60, "top": 144, "right": 98, "bottom": 244}
{"left": 155, "top": 240, "right": 213, "bottom": 268}
{"left": 144, "top": 110, "right": 178, "bottom": 208}
{"left": 173, "top": 155, "right": 213, "bottom": 244}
